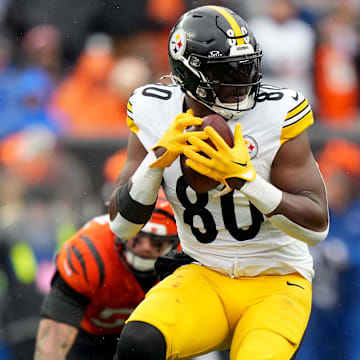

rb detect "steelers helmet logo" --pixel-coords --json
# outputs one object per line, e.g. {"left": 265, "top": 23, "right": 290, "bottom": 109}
{"left": 243, "top": 135, "right": 258, "bottom": 159}
{"left": 169, "top": 29, "right": 187, "bottom": 60}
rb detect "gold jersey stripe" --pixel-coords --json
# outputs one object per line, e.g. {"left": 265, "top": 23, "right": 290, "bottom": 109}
{"left": 206, "top": 6, "right": 244, "bottom": 45}
{"left": 127, "top": 101, "right": 133, "bottom": 113}
{"left": 126, "top": 115, "right": 139, "bottom": 134}
{"left": 280, "top": 110, "right": 314, "bottom": 145}
{"left": 285, "top": 99, "right": 308, "bottom": 120}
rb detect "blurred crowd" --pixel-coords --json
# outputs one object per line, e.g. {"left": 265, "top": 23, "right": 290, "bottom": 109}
{"left": 0, "top": 0, "right": 359, "bottom": 359}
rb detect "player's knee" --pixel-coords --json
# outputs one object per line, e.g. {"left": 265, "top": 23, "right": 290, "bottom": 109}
{"left": 115, "top": 321, "right": 166, "bottom": 360}
{"left": 234, "top": 329, "right": 295, "bottom": 360}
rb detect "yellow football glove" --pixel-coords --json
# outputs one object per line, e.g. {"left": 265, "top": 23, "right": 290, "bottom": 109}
{"left": 150, "top": 109, "right": 208, "bottom": 168}
{"left": 184, "top": 123, "right": 256, "bottom": 188}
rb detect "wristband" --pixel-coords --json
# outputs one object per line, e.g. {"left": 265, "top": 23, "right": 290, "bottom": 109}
{"left": 109, "top": 151, "right": 164, "bottom": 240}
{"left": 240, "top": 175, "right": 282, "bottom": 215}
{"left": 129, "top": 151, "right": 164, "bottom": 205}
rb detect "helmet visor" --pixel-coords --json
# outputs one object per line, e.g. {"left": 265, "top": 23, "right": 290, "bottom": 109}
{"left": 206, "top": 58, "right": 257, "bottom": 84}
{"left": 205, "top": 58, "right": 260, "bottom": 103}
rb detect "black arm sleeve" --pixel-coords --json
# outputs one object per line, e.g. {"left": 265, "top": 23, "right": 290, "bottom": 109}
{"left": 117, "top": 183, "right": 156, "bottom": 224}
{"left": 40, "top": 272, "right": 91, "bottom": 328}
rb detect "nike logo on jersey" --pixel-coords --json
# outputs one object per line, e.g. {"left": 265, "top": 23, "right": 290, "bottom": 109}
{"left": 232, "top": 160, "right": 247, "bottom": 167}
{"left": 286, "top": 281, "right": 304, "bottom": 289}
{"left": 292, "top": 92, "right": 299, "bottom": 101}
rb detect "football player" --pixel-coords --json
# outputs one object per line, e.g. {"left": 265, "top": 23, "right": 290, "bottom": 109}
{"left": 109, "top": 5, "right": 329, "bottom": 360}
{"left": 34, "top": 194, "right": 178, "bottom": 360}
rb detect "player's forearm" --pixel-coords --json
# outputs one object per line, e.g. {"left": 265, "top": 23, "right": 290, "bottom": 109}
{"left": 269, "top": 190, "right": 328, "bottom": 231}
{"left": 34, "top": 319, "right": 78, "bottom": 360}
{"left": 109, "top": 151, "right": 164, "bottom": 240}
{"left": 240, "top": 175, "right": 329, "bottom": 245}
{"left": 266, "top": 190, "right": 329, "bottom": 246}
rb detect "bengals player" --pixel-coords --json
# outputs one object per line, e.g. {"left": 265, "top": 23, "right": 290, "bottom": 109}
{"left": 34, "top": 195, "right": 178, "bottom": 360}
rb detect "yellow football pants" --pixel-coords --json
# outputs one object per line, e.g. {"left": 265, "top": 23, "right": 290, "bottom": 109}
{"left": 126, "top": 264, "right": 312, "bottom": 360}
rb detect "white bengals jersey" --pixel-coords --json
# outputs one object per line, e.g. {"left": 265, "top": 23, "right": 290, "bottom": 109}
{"left": 126, "top": 83, "right": 315, "bottom": 281}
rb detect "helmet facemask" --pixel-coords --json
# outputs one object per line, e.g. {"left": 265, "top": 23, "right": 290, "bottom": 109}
{"left": 174, "top": 44, "right": 262, "bottom": 120}
{"left": 124, "top": 233, "right": 177, "bottom": 272}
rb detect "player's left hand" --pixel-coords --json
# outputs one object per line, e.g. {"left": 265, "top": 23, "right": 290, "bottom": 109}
{"left": 184, "top": 123, "right": 256, "bottom": 190}
{"left": 150, "top": 109, "right": 207, "bottom": 168}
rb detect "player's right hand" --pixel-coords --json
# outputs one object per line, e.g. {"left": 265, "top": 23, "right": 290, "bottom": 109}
{"left": 150, "top": 109, "right": 207, "bottom": 168}
{"left": 184, "top": 123, "right": 256, "bottom": 188}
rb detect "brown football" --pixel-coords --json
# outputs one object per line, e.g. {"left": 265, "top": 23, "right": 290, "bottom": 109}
{"left": 180, "top": 114, "right": 234, "bottom": 193}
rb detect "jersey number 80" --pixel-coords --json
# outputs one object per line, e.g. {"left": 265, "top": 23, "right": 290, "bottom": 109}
{"left": 176, "top": 176, "right": 264, "bottom": 243}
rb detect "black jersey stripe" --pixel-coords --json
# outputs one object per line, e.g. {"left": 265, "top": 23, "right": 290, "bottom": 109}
{"left": 80, "top": 234, "right": 105, "bottom": 290}
{"left": 71, "top": 244, "right": 88, "bottom": 283}
{"left": 286, "top": 98, "right": 307, "bottom": 116}
{"left": 66, "top": 244, "right": 79, "bottom": 275}
{"left": 127, "top": 101, "right": 133, "bottom": 114}
{"left": 282, "top": 109, "right": 313, "bottom": 128}
{"left": 127, "top": 112, "right": 134, "bottom": 121}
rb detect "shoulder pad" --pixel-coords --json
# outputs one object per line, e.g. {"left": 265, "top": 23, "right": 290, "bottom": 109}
{"left": 125, "top": 83, "right": 184, "bottom": 151}
{"left": 280, "top": 88, "right": 314, "bottom": 144}
{"left": 56, "top": 217, "right": 113, "bottom": 296}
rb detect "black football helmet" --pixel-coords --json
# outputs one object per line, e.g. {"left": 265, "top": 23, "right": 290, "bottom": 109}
{"left": 168, "top": 5, "right": 262, "bottom": 119}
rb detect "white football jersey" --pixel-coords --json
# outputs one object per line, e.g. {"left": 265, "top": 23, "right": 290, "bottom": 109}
{"left": 126, "top": 83, "right": 315, "bottom": 281}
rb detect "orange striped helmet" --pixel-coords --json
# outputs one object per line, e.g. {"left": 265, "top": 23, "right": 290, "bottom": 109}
{"left": 140, "top": 189, "right": 177, "bottom": 241}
